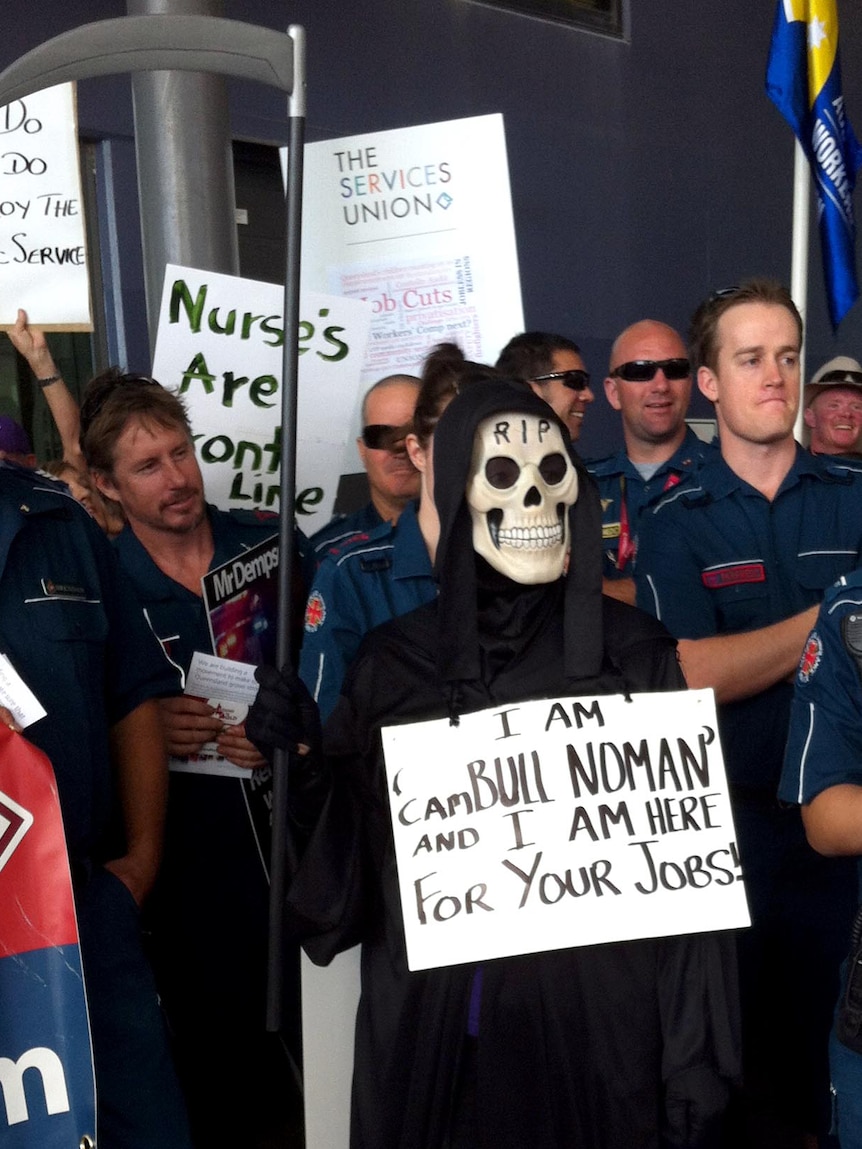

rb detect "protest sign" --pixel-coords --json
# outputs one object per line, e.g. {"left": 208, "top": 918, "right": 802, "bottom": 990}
{"left": 295, "top": 112, "right": 523, "bottom": 387}
{"left": 0, "top": 84, "right": 90, "bottom": 329}
{"left": 152, "top": 264, "right": 372, "bottom": 532}
{"left": 383, "top": 689, "right": 749, "bottom": 972}
{"left": 0, "top": 725, "right": 96, "bottom": 1146}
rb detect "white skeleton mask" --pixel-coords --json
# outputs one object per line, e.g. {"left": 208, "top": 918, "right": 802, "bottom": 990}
{"left": 466, "top": 412, "right": 578, "bottom": 584}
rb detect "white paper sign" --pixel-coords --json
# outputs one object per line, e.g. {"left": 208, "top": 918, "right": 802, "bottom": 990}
{"left": 383, "top": 689, "right": 749, "bottom": 972}
{"left": 295, "top": 113, "right": 524, "bottom": 389}
{"left": 151, "top": 265, "right": 372, "bottom": 533}
{"left": 0, "top": 83, "right": 91, "bottom": 328}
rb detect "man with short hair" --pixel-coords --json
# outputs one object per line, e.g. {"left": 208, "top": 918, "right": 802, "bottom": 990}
{"left": 588, "top": 320, "right": 714, "bottom": 603}
{"left": 308, "top": 373, "right": 421, "bottom": 563}
{"left": 0, "top": 459, "right": 191, "bottom": 1148}
{"left": 635, "top": 279, "right": 862, "bottom": 1145}
{"left": 82, "top": 369, "right": 299, "bottom": 1149}
{"left": 804, "top": 355, "right": 862, "bottom": 457}
{"left": 495, "top": 330, "right": 594, "bottom": 442}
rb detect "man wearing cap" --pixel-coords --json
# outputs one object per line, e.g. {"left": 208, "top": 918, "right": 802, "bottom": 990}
{"left": 0, "top": 414, "right": 36, "bottom": 467}
{"left": 495, "top": 330, "right": 594, "bottom": 443}
{"left": 307, "top": 373, "right": 421, "bottom": 566}
{"left": 587, "top": 320, "right": 715, "bottom": 604}
{"left": 805, "top": 355, "right": 862, "bottom": 457}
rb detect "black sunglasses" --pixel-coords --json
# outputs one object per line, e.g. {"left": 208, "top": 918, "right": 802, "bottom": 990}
{"left": 79, "top": 374, "right": 163, "bottom": 437}
{"left": 816, "top": 370, "right": 862, "bottom": 386}
{"left": 531, "top": 369, "right": 591, "bottom": 392}
{"left": 610, "top": 358, "right": 691, "bottom": 383}
{"left": 361, "top": 422, "right": 412, "bottom": 451}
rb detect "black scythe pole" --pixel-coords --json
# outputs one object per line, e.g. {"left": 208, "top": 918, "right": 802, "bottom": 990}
{"left": 0, "top": 15, "right": 306, "bottom": 1032}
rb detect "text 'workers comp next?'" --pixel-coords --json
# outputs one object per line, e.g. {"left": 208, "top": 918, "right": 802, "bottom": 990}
{"left": 382, "top": 689, "right": 750, "bottom": 971}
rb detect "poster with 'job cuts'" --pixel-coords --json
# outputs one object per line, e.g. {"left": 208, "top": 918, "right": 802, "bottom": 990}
{"left": 293, "top": 113, "right": 523, "bottom": 395}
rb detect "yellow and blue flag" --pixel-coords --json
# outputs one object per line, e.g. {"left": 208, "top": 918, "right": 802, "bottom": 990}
{"left": 766, "top": 1, "right": 862, "bottom": 328}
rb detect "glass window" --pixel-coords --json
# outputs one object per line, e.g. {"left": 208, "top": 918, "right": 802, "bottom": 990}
{"left": 469, "top": 0, "right": 624, "bottom": 36}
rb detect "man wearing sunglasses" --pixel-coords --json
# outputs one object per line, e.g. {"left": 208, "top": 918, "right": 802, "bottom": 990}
{"left": 308, "top": 373, "right": 421, "bottom": 565}
{"left": 804, "top": 355, "right": 862, "bottom": 458}
{"left": 495, "top": 330, "right": 594, "bottom": 443}
{"left": 587, "top": 320, "right": 715, "bottom": 603}
{"left": 635, "top": 279, "right": 862, "bottom": 1147}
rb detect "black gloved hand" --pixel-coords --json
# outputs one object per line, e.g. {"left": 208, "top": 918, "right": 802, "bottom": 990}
{"left": 246, "top": 664, "right": 323, "bottom": 765}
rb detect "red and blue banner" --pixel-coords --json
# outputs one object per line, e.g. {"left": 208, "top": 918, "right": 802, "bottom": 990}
{"left": 0, "top": 725, "right": 96, "bottom": 1146}
{"left": 766, "top": 0, "right": 862, "bottom": 328}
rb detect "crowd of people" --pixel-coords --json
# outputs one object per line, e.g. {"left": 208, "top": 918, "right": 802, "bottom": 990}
{"left": 3, "top": 278, "right": 862, "bottom": 1148}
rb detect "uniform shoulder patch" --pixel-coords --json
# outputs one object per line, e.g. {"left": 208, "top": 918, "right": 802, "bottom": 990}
{"left": 304, "top": 590, "right": 326, "bottom": 632}
{"left": 797, "top": 631, "right": 823, "bottom": 684}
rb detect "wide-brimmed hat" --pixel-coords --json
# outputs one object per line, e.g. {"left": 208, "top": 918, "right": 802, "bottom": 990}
{"left": 806, "top": 356, "right": 862, "bottom": 404}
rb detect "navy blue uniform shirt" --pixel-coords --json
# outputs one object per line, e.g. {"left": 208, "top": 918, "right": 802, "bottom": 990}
{"left": 300, "top": 500, "right": 435, "bottom": 721}
{"left": 0, "top": 462, "right": 177, "bottom": 862}
{"left": 587, "top": 427, "right": 716, "bottom": 579}
{"left": 780, "top": 569, "right": 862, "bottom": 807}
{"left": 635, "top": 447, "right": 862, "bottom": 790}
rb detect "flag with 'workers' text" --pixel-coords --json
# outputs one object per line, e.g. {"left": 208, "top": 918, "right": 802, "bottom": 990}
{"left": 766, "top": 0, "right": 862, "bottom": 328}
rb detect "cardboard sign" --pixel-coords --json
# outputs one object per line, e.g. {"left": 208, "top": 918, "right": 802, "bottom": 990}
{"left": 0, "top": 84, "right": 91, "bottom": 329}
{"left": 151, "top": 265, "right": 371, "bottom": 532}
{"left": 296, "top": 113, "right": 524, "bottom": 389}
{"left": 383, "top": 689, "right": 750, "bottom": 972}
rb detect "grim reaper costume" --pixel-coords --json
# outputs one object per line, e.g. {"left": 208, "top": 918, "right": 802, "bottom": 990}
{"left": 285, "top": 380, "right": 740, "bottom": 1149}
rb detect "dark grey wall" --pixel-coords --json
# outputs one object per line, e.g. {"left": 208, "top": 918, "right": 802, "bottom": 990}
{"left": 4, "top": 0, "right": 861, "bottom": 457}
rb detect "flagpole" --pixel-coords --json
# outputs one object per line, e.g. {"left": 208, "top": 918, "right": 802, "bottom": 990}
{"left": 791, "top": 138, "right": 810, "bottom": 442}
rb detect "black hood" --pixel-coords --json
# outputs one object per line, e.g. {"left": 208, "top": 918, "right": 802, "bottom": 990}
{"left": 432, "top": 378, "right": 603, "bottom": 686}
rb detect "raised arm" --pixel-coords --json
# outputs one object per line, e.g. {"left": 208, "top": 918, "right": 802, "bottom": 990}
{"left": 8, "top": 308, "right": 86, "bottom": 471}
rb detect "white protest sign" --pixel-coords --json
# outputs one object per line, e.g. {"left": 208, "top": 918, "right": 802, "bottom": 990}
{"left": 0, "top": 84, "right": 91, "bottom": 329}
{"left": 294, "top": 112, "right": 523, "bottom": 389}
{"left": 383, "top": 689, "right": 749, "bottom": 972}
{"left": 152, "top": 265, "right": 371, "bottom": 533}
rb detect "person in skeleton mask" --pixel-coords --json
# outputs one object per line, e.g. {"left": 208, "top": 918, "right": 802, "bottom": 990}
{"left": 250, "top": 379, "right": 740, "bottom": 1149}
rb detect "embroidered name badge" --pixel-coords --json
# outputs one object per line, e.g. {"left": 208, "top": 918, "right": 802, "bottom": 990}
{"left": 41, "top": 578, "right": 87, "bottom": 599}
{"left": 602, "top": 522, "right": 621, "bottom": 540}
{"left": 797, "top": 632, "right": 822, "bottom": 684}
{"left": 304, "top": 591, "right": 326, "bottom": 632}
{"left": 701, "top": 563, "right": 766, "bottom": 589}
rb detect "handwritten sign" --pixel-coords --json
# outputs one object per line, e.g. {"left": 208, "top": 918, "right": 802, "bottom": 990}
{"left": 0, "top": 84, "right": 91, "bottom": 329}
{"left": 152, "top": 265, "right": 372, "bottom": 531}
{"left": 383, "top": 689, "right": 750, "bottom": 972}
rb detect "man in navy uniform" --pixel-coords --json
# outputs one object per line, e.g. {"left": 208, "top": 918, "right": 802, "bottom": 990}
{"left": 307, "top": 373, "right": 421, "bottom": 565}
{"left": 587, "top": 320, "right": 714, "bottom": 604}
{"left": 780, "top": 570, "right": 862, "bottom": 1149}
{"left": 0, "top": 459, "right": 190, "bottom": 1148}
{"left": 81, "top": 371, "right": 298, "bottom": 1149}
{"left": 635, "top": 279, "right": 862, "bottom": 1145}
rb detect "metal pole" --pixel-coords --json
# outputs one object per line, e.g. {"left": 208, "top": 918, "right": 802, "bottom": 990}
{"left": 127, "top": 0, "right": 239, "bottom": 355}
{"left": 267, "top": 22, "right": 305, "bottom": 1033}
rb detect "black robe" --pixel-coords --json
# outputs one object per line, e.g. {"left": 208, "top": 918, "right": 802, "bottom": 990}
{"left": 288, "top": 593, "right": 741, "bottom": 1149}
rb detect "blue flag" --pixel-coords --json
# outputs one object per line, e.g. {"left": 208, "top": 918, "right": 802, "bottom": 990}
{"left": 766, "top": 1, "right": 862, "bottom": 328}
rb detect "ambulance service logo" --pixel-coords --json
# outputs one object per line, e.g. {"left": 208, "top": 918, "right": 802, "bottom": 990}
{"left": 798, "top": 632, "right": 823, "bottom": 685}
{"left": 304, "top": 591, "right": 326, "bottom": 633}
